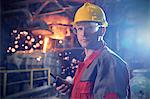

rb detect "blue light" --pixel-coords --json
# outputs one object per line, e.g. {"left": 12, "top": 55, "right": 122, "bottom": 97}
{"left": 121, "top": 38, "right": 133, "bottom": 49}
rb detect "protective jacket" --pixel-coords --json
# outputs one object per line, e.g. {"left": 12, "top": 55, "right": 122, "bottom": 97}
{"left": 70, "top": 46, "right": 130, "bottom": 99}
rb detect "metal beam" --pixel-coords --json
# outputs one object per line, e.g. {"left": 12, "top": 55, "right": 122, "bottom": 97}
{"left": 36, "top": 6, "right": 73, "bottom": 17}
{"left": 11, "top": 0, "right": 54, "bottom": 6}
{"left": 33, "top": 0, "right": 51, "bottom": 17}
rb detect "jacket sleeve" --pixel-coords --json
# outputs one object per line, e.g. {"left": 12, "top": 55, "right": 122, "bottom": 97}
{"left": 93, "top": 51, "right": 130, "bottom": 99}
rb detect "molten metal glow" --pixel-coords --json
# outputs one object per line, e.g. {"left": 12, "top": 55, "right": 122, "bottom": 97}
{"left": 43, "top": 37, "right": 49, "bottom": 53}
{"left": 41, "top": 15, "right": 71, "bottom": 40}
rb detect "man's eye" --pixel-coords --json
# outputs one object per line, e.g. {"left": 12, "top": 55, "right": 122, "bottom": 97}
{"left": 87, "top": 26, "right": 95, "bottom": 29}
{"left": 77, "top": 27, "right": 83, "bottom": 31}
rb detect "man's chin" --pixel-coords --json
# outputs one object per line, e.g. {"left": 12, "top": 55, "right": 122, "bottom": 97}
{"left": 81, "top": 44, "right": 98, "bottom": 49}
{"left": 81, "top": 45, "right": 92, "bottom": 49}
{"left": 81, "top": 44, "right": 88, "bottom": 48}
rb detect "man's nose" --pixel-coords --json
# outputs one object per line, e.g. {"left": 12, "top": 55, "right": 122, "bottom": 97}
{"left": 80, "top": 29, "right": 88, "bottom": 37}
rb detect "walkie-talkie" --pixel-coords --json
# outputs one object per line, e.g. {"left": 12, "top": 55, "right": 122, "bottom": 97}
{"left": 50, "top": 73, "right": 72, "bottom": 87}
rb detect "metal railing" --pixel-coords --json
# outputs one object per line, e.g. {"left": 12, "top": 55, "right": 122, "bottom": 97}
{"left": 0, "top": 68, "right": 51, "bottom": 97}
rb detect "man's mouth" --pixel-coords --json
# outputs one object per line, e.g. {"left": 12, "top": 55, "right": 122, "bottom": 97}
{"left": 82, "top": 39, "right": 88, "bottom": 42}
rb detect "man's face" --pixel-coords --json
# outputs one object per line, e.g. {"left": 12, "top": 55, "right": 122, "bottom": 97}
{"left": 74, "top": 22, "right": 102, "bottom": 49}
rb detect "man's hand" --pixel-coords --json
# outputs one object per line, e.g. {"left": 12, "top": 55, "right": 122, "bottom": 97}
{"left": 56, "top": 84, "right": 72, "bottom": 95}
{"left": 55, "top": 76, "right": 73, "bottom": 95}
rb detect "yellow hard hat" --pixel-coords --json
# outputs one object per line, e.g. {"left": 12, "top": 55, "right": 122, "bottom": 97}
{"left": 73, "top": 2, "right": 108, "bottom": 27}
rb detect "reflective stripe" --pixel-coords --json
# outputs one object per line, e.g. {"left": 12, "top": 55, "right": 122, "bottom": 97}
{"left": 71, "top": 50, "right": 101, "bottom": 99}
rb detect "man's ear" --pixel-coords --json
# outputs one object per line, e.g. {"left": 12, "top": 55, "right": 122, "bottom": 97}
{"left": 99, "top": 27, "right": 106, "bottom": 36}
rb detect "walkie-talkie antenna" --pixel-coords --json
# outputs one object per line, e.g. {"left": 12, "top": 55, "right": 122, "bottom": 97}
{"left": 50, "top": 73, "right": 56, "bottom": 79}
